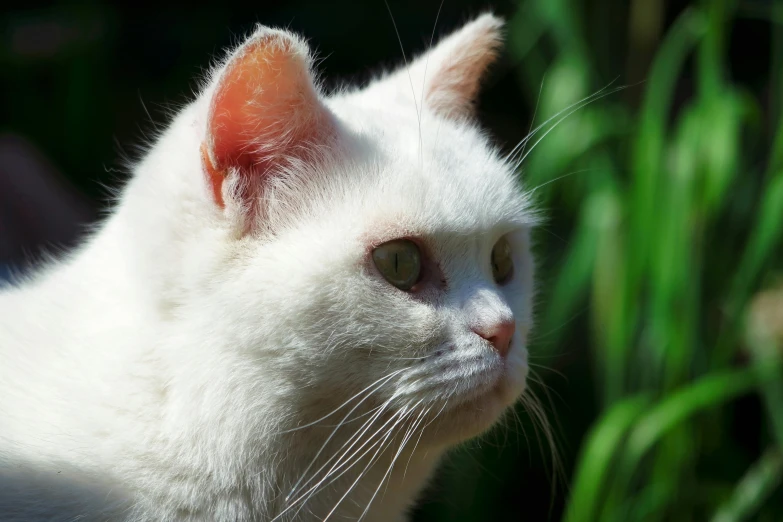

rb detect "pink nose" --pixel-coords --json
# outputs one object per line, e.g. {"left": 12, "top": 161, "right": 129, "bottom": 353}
{"left": 473, "top": 319, "right": 516, "bottom": 357}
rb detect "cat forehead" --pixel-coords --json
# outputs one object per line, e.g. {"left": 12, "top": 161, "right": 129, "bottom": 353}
{"left": 321, "top": 95, "right": 536, "bottom": 237}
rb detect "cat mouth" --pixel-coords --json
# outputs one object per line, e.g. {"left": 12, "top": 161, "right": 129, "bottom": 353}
{"left": 442, "top": 353, "right": 527, "bottom": 413}
{"left": 419, "top": 375, "right": 522, "bottom": 445}
{"left": 394, "top": 344, "right": 528, "bottom": 441}
{"left": 439, "top": 347, "right": 528, "bottom": 426}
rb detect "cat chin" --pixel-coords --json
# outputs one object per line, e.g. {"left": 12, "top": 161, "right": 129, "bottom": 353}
{"left": 420, "top": 367, "right": 528, "bottom": 447}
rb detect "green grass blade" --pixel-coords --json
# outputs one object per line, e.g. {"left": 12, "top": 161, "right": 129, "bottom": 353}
{"left": 626, "top": 368, "right": 759, "bottom": 466}
{"left": 563, "top": 395, "right": 652, "bottom": 522}
{"left": 711, "top": 448, "right": 783, "bottom": 522}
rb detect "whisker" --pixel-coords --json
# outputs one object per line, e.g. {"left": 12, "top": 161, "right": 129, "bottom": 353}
{"left": 278, "top": 405, "right": 403, "bottom": 521}
{"left": 504, "top": 78, "right": 621, "bottom": 164}
{"left": 287, "top": 395, "right": 424, "bottom": 516}
{"left": 528, "top": 168, "right": 599, "bottom": 194}
{"left": 288, "top": 394, "right": 398, "bottom": 502}
{"left": 358, "top": 404, "right": 432, "bottom": 521}
{"left": 535, "top": 225, "right": 569, "bottom": 244}
{"left": 519, "top": 395, "right": 546, "bottom": 463}
{"left": 290, "top": 412, "right": 404, "bottom": 520}
{"left": 277, "top": 368, "right": 406, "bottom": 435}
{"left": 420, "top": 0, "right": 445, "bottom": 113}
{"left": 403, "top": 397, "right": 450, "bottom": 480}
{"left": 528, "top": 369, "right": 567, "bottom": 468}
{"left": 509, "top": 404, "right": 529, "bottom": 455}
{"left": 417, "top": 0, "right": 445, "bottom": 162}
{"left": 515, "top": 72, "right": 547, "bottom": 164}
{"left": 530, "top": 306, "right": 589, "bottom": 342}
{"left": 291, "top": 403, "right": 388, "bottom": 431}
{"left": 521, "top": 388, "right": 565, "bottom": 492}
{"left": 377, "top": 406, "right": 430, "bottom": 500}
{"left": 513, "top": 84, "right": 631, "bottom": 170}
{"left": 322, "top": 404, "right": 421, "bottom": 521}
{"left": 527, "top": 369, "right": 568, "bottom": 426}
{"left": 383, "top": 0, "right": 421, "bottom": 149}
{"left": 284, "top": 371, "right": 406, "bottom": 506}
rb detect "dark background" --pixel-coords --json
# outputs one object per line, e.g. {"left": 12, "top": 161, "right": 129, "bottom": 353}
{"left": 1, "top": 1, "right": 779, "bottom": 521}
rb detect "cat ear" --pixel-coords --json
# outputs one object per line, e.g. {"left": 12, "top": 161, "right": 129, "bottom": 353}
{"left": 201, "top": 27, "right": 336, "bottom": 213}
{"left": 383, "top": 13, "right": 503, "bottom": 119}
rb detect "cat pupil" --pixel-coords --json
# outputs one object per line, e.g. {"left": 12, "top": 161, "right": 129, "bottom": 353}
{"left": 371, "top": 239, "right": 421, "bottom": 291}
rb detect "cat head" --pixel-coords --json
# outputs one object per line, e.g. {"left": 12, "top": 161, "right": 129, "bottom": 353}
{"left": 173, "top": 14, "right": 537, "bottom": 446}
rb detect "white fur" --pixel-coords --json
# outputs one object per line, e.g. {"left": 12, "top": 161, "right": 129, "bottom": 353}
{"left": 0, "top": 14, "right": 537, "bottom": 521}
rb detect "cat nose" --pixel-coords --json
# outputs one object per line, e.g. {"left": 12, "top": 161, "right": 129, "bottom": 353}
{"left": 473, "top": 319, "right": 515, "bottom": 357}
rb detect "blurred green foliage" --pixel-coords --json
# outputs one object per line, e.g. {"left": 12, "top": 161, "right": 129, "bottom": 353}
{"left": 501, "top": 0, "right": 783, "bottom": 520}
{"left": 2, "top": 0, "right": 782, "bottom": 520}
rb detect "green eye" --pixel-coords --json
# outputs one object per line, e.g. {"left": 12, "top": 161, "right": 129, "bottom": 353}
{"left": 491, "top": 236, "right": 514, "bottom": 284}
{"left": 372, "top": 239, "right": 422, "bottom": 291}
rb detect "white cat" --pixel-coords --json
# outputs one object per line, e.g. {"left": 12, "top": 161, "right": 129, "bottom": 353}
{"left": 0, "top": 13, "right": 537, "bottom": 521}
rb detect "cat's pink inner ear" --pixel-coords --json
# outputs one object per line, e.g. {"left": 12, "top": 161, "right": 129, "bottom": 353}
{"left": 423, "top": 14, "right": 504, "bottom": 118}
{"left": 202, "top": 31, "right": 334, "bottom": 209}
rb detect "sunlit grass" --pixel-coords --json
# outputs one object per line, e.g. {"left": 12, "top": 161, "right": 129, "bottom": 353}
{"left": 504, "top": 0, "right": 783, "bottom": 519}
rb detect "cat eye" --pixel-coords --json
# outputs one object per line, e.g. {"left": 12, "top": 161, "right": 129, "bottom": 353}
{"left": 372, "top": 239, "right": 422, "bottom": 291}
{"left": 491, "top": 236, "right": 514, "bottom": 284}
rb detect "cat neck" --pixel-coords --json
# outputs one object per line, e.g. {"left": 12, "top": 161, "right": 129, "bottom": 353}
{"left": 138, "top": 329, "right": 447, "bottom": 520}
